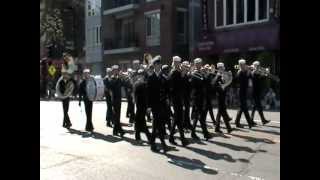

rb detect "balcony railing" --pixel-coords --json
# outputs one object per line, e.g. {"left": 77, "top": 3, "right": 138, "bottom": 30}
{"left": 103, "top": 0, "right": 140, "bottom": 11}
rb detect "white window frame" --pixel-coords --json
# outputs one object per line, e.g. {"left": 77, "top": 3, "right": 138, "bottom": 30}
{"left": 215, "top": 0, "right": 269, "bottom": 29}
{"left": 145, "top": 9, "right": 161, "bottom": 47}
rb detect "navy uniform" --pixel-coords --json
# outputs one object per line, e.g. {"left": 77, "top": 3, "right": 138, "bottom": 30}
{"left": 109, "top": 65, "right": 126, "bottom": 137}
{"left": 190, "top": 58, "right": 212, "bottom": 140}
{"left": 147, "top": 56, "right": 168, "bottom": 153}
{"left": 235, "top": 59, "right": 255, "bottom": 128}
{"left": 124, "top": 68, "right": 135, "bottom": 124}
{"left": 104, "top": 68, "right": 113, "bottom": 127}
{"left": 168, "top": 56, "right": 188, "bottom": 146}
{"left": 133, "top": 69, "right": 152, "bottom": 142}
{"left": 181, "top": 61, "right": 193, "bottom": 130}
{"left": 251, "top": 61, "right": 270, "bottom": 125}
{"left": 78, "top": 69, "right": 94, "bottom": 132}
{"left": 203, "top": 65, "right": 217, "bottom": 126}
{"left": 214, "top": 63, "right": 233, "bottom": 133}
{"left": 159, "top": 65, "right": 172, "bottom": 133}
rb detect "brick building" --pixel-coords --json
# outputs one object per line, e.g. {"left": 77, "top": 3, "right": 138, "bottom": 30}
{"left": 101, "top": 0, "right": 190, "bottom": 71}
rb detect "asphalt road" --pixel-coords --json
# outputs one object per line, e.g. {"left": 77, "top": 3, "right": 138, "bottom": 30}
{"left": 40, "top": 101, "right": 280, "bottom": 180}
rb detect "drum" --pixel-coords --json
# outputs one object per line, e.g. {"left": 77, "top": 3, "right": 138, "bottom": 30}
{"left": 86, "top": 77, "right": 105, "bottom": 101}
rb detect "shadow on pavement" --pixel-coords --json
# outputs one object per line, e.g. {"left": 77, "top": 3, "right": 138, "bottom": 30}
{"left": 230, "top": 134, "right": 275, "bottom": 144}
{"left": 67, "top": 128, "right": 122, "bottom": 143}
{"left": 186, "top": 146, "right": 236, "bottom": 163}
{"left": 249, "top": 128, "right": 280, "bottom": 136}
{"left": 166, "top": 153, "right": 218, "bottom": 175}
{"left": 264, "top": 124, "right": 280, "bottom": 129}
{"left": 207, "top": 140, "right": 258, "bottom": 153}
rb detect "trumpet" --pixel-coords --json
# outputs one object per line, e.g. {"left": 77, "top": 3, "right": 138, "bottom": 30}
{"left": 234, "top": 64, "right": 253, "bottom": 70}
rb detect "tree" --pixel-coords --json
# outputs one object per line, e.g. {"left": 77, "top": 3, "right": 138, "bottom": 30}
{"left": 41, "top": 8, "right": 65, "bottom": 58}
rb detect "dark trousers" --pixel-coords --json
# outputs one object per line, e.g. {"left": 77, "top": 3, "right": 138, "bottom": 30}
{"left": 251, "top": 93, "right": 266, "bottom": 121}
{"left": 192, "top": 100, "right": 209, "bottom": 136}
{"left": 62, "top": 98, "right": 71, "bottom": 127}
{"left": 106, "top": 97, "right": 113, "bottom": 124}
{"left": 182, "top": 96, "right": 192, "bottom": 129}
{"left": 150, "top": 106, "right": 167, "bottom": 147}
{"left": 112, "top": 100, "right": 124, "bottom": 134}
{"left": 84, "top": 99, "right": 94, "bottom": 131}
{"left": 135, "top": 105, "right": 151, "bottom": 141}
{"left": 216, "top": 92, "right": 232, "bottom": 131}
{"left": 127, "top": 95, "right": 135, "bottom": 123}
{"left": 204, "top": 97, "right": 216, "bottom": 124}
{"left": 235, "top": 93, "right": 253, "bottom": 126}
{"left": 170, "top": 99, "right": 186, "bottom": 141}
{"left": 164, "top": 101, "right": 172, "bottom": 131}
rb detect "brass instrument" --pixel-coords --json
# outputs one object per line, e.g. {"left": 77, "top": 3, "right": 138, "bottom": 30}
{"left": 234, "top": 65, "right": 280, "bottom": 82}
{"left": 56, "top": 76, "right": 75, "bottom": 99}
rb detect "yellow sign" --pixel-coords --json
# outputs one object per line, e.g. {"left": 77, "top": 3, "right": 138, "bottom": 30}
{"left": 48, "top": 65, "right": 56, "bottom": 77}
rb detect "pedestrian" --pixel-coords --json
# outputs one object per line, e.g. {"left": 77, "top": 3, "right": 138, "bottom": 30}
{"left": 104, "top": 67, "right": 113, "bottom": 127}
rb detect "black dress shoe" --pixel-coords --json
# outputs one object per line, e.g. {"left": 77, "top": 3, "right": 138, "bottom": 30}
{"left": 181, "top": 139, "right": 189, "bottom": 147}
{"left": 119, "top": 131, "right": 125, "bottom": 137}
{"left": 191, "top": 132, "right": 200, "bottom": 140}
{"left": 262, "top": 120, "right": 270, "bottom": 125}
{"left": 113, "top": 132, "right": 118, "bottom": 136}
{"left": 227, "top": 128, "right": 233, "bottom": 134}
{"left": 151, "top": 145, "right": 159, "bottom": 152}
{"left": 162, "top": 145, "right": 169, "bottom": 154}
{"left": 169, "top": 137, "right": 178, "bottom": 145}
{"left": 106, "top": 122, "right": 112, "bottom": 127}
{"left": 215, "top": 129, "right": 223, "bottom": 133}
{"left": 204, "top": 133, "right": 213, "bottom": 141}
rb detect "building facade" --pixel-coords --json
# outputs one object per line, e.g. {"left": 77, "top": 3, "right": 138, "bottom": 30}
{"left": 85, "top": 0, "right": 103, "bottom": 75}
{"left": 195, "top": 0, "right": 280, "bottom": 76}
{"left": 101, "top": 0, "right": 189, "bottom": 71}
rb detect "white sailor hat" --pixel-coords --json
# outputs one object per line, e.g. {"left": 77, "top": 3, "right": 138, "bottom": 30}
{"left": 151, "top": 55, "right": 161, "bottom": 65}
{"left": 182, "top": 61, "right": 189, "bottom": 66}
{"left": 194, "top": 58, "right": 202, "bottom": 64}
{"left": 217, "top": 62, "right": 224, "bottom": 68}
{"left": 142, "top": 65, "right": 147, "bottom": 69}
{"left": 172, "top": 56, "right": 182, "bottom": 62}
{"left": 83, "top": 68, "right": 90, "bottom": 73}
{"left": 106, "top": 67, "right": 112, "bottom": 73}
{"left": 127, "top": 68, "right": 133, "bottom": 73}
{"left": 204, "top": 64, "right": 210, "bottom": 69}
{"left": 112, "top": 65, "right": 119, "bottom": 70}
{"left": 238, "top": 59, "right": 246, "bottom": 64}
{"left": 253, "top": 61, "right": 260, "bottom": 66}
{"left": 137, "top": 69, "right": 144, "bottom": 74}
{"left": 162, "top": 64, "right": 169, "bottom": 70}
{"left": 133, "top": 60, "right": 140, "bottom": 64}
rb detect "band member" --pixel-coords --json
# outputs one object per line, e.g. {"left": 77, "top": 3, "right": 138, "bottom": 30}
{"left": 133, "top": 69, "right": 152, "bottom": 143}
{"left": 214, "top": 63, "right": 233, "bottom": 133}
{"left": 235, "top": 59, "right": 255, "bottom": 128}
{"left": 190, "top": 58, "right": 212, "bottom": 141}
{"left": 203, "top": 64, "right": 217, "bottom": 126}
{"left": 147, "top": 56, "right": 169, "bottom": 153}
{"left": 251, "top": 61, "right": 270, "bottom": 125}
{"left": 59, "top": 71, "right": 73, "bottom": 129}
{"left": 181, "top": 61, "right": 193, "bottom": 130}
{"left": 109, "top": 65, "right": 126, "bottom": 137}
{"left": 124, "top": 68, "right": 135, "bottom": 124}
{"left": 168, "top": 56, "right": 188, "bottom": 146}
{"left": 159, "top": 64, "right": 172, "bottom": 134}
{"left": 78, "top": 68, "right": 94, "bottom": 133}
{"left": 104, "top": 67, "right": 113, "bottom": 127}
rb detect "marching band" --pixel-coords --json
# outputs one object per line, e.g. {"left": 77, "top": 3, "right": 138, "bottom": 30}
{"left": 56, "top": 53, "right": 279, "bottom": 153}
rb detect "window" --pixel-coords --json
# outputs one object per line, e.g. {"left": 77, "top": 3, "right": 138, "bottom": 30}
{"left": 226, "top": 0, "right": 234, "bottom": 25}
{"left": 247, "top": 0, "right": 256, "bottom": 22}
{"left": 145, "top": 10, "right": 160, "bottom": 46}
{"left": 177, "top": 11, "right": 186, "bottom": 34}
{"left": 215, "top": 0, "right": 269, "bottom": 28}
{"left": 236, "top": 0, "right": 245, "bottom": 23}
{"left": 96, "top": 27, "right": 99, "bottom": 44}
{"left": 216, "top": 0, "right": 224, "bottom": 27}
{"left": 259, "top": 0, "right": 268, "bottom": 20}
